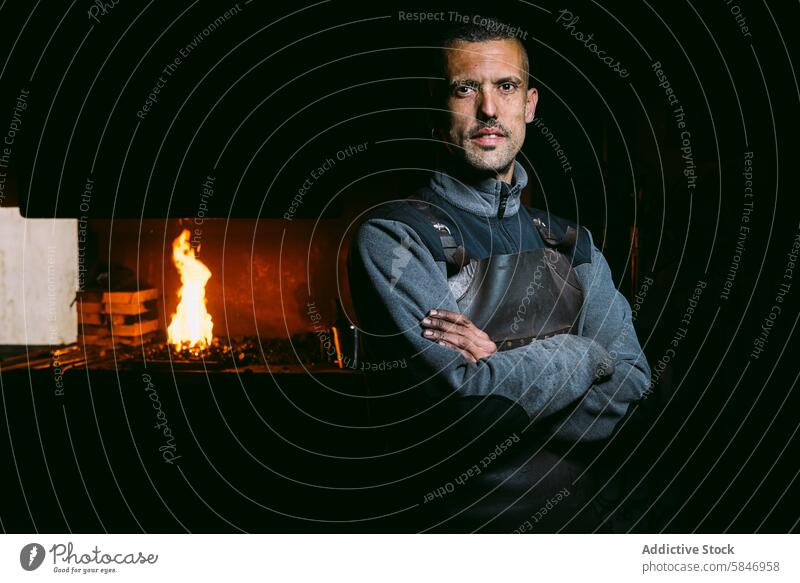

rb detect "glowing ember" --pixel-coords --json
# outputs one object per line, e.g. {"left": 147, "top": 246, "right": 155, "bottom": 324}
{"left": 167, "top": 229, "right": 213, "bottom": 350}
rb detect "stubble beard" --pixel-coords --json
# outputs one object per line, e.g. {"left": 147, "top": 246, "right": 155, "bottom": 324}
{"left": 449, "top": 119, "right": 522, "bottom": 177}
{"left": 462, "top": 139, "right": 517, "bottom": 176}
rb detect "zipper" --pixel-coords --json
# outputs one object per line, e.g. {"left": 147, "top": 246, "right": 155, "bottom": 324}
{"left": 497, "top": 184, "right": 508, "bottom": 220}
{"left": 496, "top": 184, "right": 515, "bottom": 251}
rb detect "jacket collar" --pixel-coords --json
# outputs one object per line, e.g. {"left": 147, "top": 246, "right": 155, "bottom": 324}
{"left": 427, "top": 158, "right": 528, "bottom": 219}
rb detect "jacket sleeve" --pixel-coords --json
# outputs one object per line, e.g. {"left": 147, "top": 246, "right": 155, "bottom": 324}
{"left": 542, "top": 227, "right": 652, "bottom": 442}
{"left": 347, "top": 217, "right": 617, "bottom": 422}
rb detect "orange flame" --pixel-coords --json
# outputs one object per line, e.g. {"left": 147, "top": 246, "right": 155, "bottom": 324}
{"left": 167, "top": 229, "right": 213, "bottom": 349}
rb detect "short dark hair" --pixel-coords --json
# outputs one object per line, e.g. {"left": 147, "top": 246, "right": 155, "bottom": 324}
{"left": 433, "top": 17, "right": 530, "bottom": 82}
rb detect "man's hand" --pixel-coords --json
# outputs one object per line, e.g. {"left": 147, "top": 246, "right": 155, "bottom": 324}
{"left": 420, "top": 308, "right": 497, "bottom": 362}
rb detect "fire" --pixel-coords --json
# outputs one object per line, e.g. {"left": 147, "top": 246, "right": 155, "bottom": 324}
{"left": 167, "top": 229, "right": 213, "bottom": 349}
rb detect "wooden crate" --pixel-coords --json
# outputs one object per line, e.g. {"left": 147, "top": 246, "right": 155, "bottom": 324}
{"left": 76, "top": 288, "right": 163, "bottom": 347}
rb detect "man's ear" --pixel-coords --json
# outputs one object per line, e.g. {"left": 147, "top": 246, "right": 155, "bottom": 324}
{"left": 524, "top": 87, "right": 538, "bottom": 123}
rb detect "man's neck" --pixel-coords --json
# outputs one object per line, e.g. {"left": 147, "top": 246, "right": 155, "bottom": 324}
{"left": 441, "top": 154, "right": 516, "bottom": 185}
{"left": 427, "top": 154, "right": 528, "bottom": 219}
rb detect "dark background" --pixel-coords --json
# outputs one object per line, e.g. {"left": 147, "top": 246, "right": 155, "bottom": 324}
{"left": 0, "top": 0, "right": 798, "bottom": 532}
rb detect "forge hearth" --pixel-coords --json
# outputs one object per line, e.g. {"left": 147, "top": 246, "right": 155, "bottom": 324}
{"left": 140, "top": 334, "right": 327, "bottom": 370}
{"left": 0, "top": 332, "right": 336, "bottom": 375}
{"left": 143, "top": 336, "right": 260, "bottom": 370}
{"left": 75, "top": 218, "right": 351, "bottom": 353}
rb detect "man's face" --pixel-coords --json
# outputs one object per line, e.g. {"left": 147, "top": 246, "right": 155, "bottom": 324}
{"left": 438, "top": 39, "right": 537, "bottom": 180}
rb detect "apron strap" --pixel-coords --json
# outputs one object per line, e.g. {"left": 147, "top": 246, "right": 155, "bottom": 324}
{"left": 406, "top": 197, "right": 471, "bottom": 270}
{"left": 407, "top": 195, "right": 581, "bottom": 270}
{"left": 528, "top": 212, "right": 579, "bottom": 254}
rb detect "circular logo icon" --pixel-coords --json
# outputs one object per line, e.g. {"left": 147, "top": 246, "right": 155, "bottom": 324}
{"left": 20, "top": 543, "right": 46, "bottom": 571}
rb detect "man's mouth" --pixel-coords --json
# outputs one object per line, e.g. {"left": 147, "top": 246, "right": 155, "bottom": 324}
{"left": 470, "top": 128, "right": 506, "bottom": 146}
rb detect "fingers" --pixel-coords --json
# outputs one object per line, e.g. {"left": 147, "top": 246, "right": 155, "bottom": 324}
{"left": 421, "top": 315, "right": 462, "bottom": 336}
{"left": 423, "top": 310, "right": 491, "bottom": 342}
{"left": 421, "top": 311, "right": 498, "bottom": 360}
{"left": 427, "top": 308, "right": 473, "bottom": 328}
{"left": 422, "top": 325, "right": 471, "bottom": 349}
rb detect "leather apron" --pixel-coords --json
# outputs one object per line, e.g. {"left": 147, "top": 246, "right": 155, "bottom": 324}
{"left": 408, "top": 197, "right": 584, "bottom": 347}
{"left": 405, "top": 198, "right": 603, "bottom": 533}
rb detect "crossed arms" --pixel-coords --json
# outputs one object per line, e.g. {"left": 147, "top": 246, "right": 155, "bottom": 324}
{"left": 347, "top": 217, "right": 651, "bottom": 442}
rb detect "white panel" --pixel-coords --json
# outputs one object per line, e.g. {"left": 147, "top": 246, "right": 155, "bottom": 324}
{"left": 0, "top": 207, "right": 77, "bottom": 345}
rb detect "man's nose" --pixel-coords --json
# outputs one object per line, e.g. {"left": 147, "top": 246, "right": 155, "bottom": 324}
{"left": 477, "top": 88, "right": 497, "bottom": 119}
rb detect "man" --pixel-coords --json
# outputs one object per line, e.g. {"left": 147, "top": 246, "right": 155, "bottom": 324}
{"left": 347, "top": 19, "right": 650, "bottom": 532}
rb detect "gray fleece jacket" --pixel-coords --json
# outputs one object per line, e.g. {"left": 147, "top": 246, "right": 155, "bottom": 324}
{"left": 347, "top": 160, "right": 651, "bottom": 443}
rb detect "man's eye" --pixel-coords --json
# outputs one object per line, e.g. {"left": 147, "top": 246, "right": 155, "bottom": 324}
{"left": 455, "top": 85, "right": 476, "bottom": 96}
{"left": 499, "top": 83, "right": 517, "bottom": 93}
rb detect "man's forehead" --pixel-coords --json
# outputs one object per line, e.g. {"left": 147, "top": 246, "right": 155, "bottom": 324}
{"left": 443, "top": 39, "right": 526, "bottom": 79}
